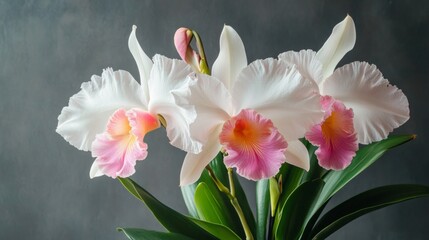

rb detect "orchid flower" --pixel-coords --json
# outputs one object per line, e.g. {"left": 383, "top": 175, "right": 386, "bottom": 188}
{"left": 56, "top": 26, "right": 201, "bottom": 179}
{"left": 279, "top": 16, "right": 409, "bottom": 170}
{"left": 174, "top": 26, "right": 323, "bottom": 185}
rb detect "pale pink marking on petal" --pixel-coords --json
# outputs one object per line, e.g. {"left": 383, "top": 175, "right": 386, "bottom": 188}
{"left": 91, "top": 133, "right": 148, "bottom": 178}
{"left": 306, "top": 96, "right": 358, "bottom": 170}
{"left": 90, "top": 108, "right": 150, "bottom": 178}
{"left": 126, "top": 108, "right": 160, "bottom": 139}
{"left": 219, "top": 109, "right": 287, "bottom": 181}
{"left": 106, "top": 109, "right": 132, "bottom": 136}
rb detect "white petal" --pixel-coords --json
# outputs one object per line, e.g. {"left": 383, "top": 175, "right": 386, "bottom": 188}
{"left": 172, "top": 73, "right": 233, "bottom": 145}
{"left": 321, "top": 62, "right": 410, "bottom": 144}
{"left": 160, "top": 105, "right": 202, "bottom": 154}
{"left": 56, "top": 68, "right": 146, "bottom": 151}
{"left": 278, "top": 49, "right": 324, "bottom": 85}
{"left": 212, "top": 25, "right": 247, "bottom": 90}
{"left": 148, "top": 55, "right": 193, "bottom": 109}
{"left": 232, "top": 59, "right": 323, "bottom": 140}
{"left": 89, "top": 161, "right": 103, "bottom": 178}
{"left": 180, "top": 127, "right": 222, "bottom": 186}
{"left": 284, "top": 140, "right": 310, "bottom": 171}
{"left": 316, "top": 15, "right": 356, "bottom": 79}
{"left": 129, "top": 25, "right": 153, "bottom": 105}
{"left": 147, "top": 55, "right": 201, "bottom": 153}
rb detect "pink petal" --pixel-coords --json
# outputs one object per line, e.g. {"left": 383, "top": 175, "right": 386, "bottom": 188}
{"left": 90, "top": 109, "right": 150, "bottom": 178}
{"left": 91, "top": 133, "right": 148, "bottom": 178}
{"left": 126, "top": 108, "right": 160, "bottom": 139}
{"left": 219, "top": 109, "right": 287, "bottom": 181}
{"left": 306, "top": 96, "right": 358, "bottom": 170}
{"left": 106, "top": 109, "right": 132, "bottom": 137}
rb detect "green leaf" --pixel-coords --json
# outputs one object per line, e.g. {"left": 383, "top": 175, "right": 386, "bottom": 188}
{"left": 256, "top": 179, "right": 270, "bottom": 240}
{"left": 194, "top": 182, "right": 234, "bottom": 227}
{"left": 181, "top": 183, "right": 199, "bottom": 218}
{"left": 314, "top": 135, "right": 415, "bottom": 214}
{"left": 190, "top": 218, "right": 241, "bottom": 240}
{"left": 209, "top": 152, "right": 230, "bottom": 185}
{"left": 301, "top": 139, "right": 326, "bottom": 183}
{"left": 118, "top": 178, "right": 217, "bottom": 240}
{"left": 311, "top": 184, "right": 429, "bottom": 240}
{"left": 118, "top": 228, "right": 194, "bottom": 240}
{"left": 181, "top": 160, "right": 225, "bottom": 219}
{"left": 301, "top": 200, "right": 330, "bottom": 240}
{"left": 272, "top": 164, "right": 305, "bottom": 236}
{"left": 275, "top": 179, "right": 325, "bottom": 240}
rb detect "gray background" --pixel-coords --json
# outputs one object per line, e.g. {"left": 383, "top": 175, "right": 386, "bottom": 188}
{"left": 1, "top": 0, "right": 428, "bottom": 239}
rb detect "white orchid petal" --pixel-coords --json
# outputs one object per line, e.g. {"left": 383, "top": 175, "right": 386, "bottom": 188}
{"left": 173, "top": 73, "right": 232, "bottom": 145}
{"left": 146, "top": 55, "right": 200, "bottom": 153}
{"left": 128, "top": 26, "right": 153, "bottom": 105}
{"left": 180, "top": 127, "right": 222, "bottom": 186}
{"left": 321, "top": 62, "right": 410, "bottom": 144}
{"left": 232, "top": 59, "right": 323, "bottom": 140}
{"left": 56, "top": 68, "right": 146, "bottom": 151}
{"left": 278, "top": 49, "right": 324, "bottom": 85}
{"left": 148, "top": 55, "right": 193, "bottom": 110}
{"left": 89, "top": 161, "right": 103, "bottom": 179}
{"left": 212, "top": 25, "right": 247, "bottom": 90}
{"left": 284, "top": 140, "right": 310, "bottom": 171}
{"left": 316, "top": 15, "right": 356, "bottom": 79}
{"left": 160, "top": 105, "right": 202, "bottom": 154}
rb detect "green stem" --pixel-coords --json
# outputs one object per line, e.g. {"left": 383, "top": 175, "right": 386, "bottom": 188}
{"left": 231, "top": 198, "right": 254, "bottom": 240}
{"left": 228, "top": 168, "right": 236, "bottom": 197}
{"left": 191, "top": 30, "right": 210, "bottom": 75}
{"left": 206, "top": 166, "right": 254, "bottom": 240}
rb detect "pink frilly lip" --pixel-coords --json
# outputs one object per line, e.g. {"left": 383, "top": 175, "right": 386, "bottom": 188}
{"left": 306, "top": 96, "right": 358, "bottom": 170}
{"left": 91, "top": 108, "right": 160, "bottom": 178}
{"left": 219, "top": 109, "right": 288, "bottom": 181}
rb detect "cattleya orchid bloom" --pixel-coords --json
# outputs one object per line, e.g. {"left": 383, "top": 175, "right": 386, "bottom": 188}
{"left": 174, "top": 26, "right": 324, "bottom": 185}
{"left": 56, "top": 26, "right": 201, "bottom": 179}
{"left": 279, "top": 16, "right": 409, "bottom": 170}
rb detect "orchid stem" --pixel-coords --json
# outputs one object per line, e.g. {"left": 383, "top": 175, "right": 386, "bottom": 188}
{"left": 205, "top": 165, "right": 254, "bottom": 240}
{"left": 206, "top": 166, "right": 230, "bottom": 194}
{"left": 191, "top": 30, "right": 210, "bottom": 75}
{"left": 228, "top": 168, "right": 236, "bottom": 197}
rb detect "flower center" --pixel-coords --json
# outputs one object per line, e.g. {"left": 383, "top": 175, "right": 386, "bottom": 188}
{"left": 232, "top": 118, "right": 260, "bottom": 144}
{"left": 219, "top": 109, "right": 287, "bottom": 181}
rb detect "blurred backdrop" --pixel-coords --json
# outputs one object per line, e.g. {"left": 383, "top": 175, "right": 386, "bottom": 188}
{"left": 1, "top": 0, "right": 428, "bottom": 239}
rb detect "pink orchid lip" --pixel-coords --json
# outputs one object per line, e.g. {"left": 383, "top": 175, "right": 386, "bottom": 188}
{"left": 91, "top": 108, "right": 160, "bottom": 178}
{"left": 219, "top": 109, "right": 288, "bottom": 181}
{"left": 306, "top": 96, "right": 358, "bottom": 170}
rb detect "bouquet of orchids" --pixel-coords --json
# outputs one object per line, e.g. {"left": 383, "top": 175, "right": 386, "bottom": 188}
{"left": 57, "top": 16, "right": 428, "bottom": 240}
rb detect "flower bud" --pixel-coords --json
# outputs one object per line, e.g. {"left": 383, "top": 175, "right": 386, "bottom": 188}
{"left": 269, "top": 177, "right": 281, "bottom": 216}
{"left": 174, "top": 27, "right": 201, "bottom": 72}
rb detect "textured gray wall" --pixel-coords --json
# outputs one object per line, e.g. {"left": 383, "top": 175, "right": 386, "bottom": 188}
{"left": 1, "top": 0, "right": 428, "bottom": 239}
